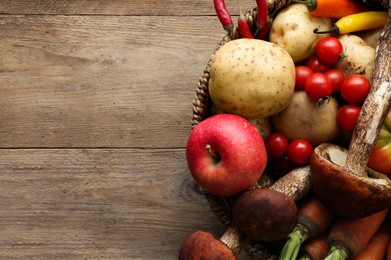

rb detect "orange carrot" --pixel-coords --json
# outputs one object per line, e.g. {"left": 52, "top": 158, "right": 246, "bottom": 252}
{"left": 325, "top": 209, "right": 389, "bottom": 260}
{"left": 387, "top": 235, "right": 391, "bottom": 260}
{"left": 298, "top": 233, "right": 329, "bottom": 260}
{"left": 279, "top": 196, "right": 335, "bottom": 260}
{"left": 354, "top": 222, "right": 391, "bottom": 260}
{"left": 294, "top": 0, "right": 370, "bottom": 18}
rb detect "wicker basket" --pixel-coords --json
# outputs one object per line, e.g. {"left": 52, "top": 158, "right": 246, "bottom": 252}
{"left": 190, "top": 0, "right": 390, "bottom": 259}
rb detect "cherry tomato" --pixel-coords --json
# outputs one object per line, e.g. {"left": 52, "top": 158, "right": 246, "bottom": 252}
{"left": 306, "top": 56, "right": 332, "bottom": 73}
{"left": 316, "top": 36, "right": 344, "bottom": 64}
{"left": 304, "top": 72, "right": 332, "bottom": 101}
{"left": 340, "top": 75, "right": 371, "bottom": 104}
{"left": 287, "top": 139, "right": 313, "bottom": 165}
{"left": 325, "top": 69, "right": 345, "bottom": 94}
{"left": 295, "top": 66, "right": 313, "bottom": 91}
{"left": 265, "top": 132, "right": 289, "bottom": 158}
{"left": 337, "top": 104, "right": 361, "bottom": 132}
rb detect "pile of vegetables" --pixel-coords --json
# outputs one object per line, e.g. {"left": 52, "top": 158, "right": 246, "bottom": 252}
{"left": 179, "top": 0, "right": 391, "bottom": 259}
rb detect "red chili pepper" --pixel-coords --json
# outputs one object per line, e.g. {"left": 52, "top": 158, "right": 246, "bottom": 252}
{"left": 237, "top": 1, "right": 254, "bottom": 39}
{"left": 213, "top": 0, "right": 235, "bottom": 39}
{"left": 255, "top": 0, "right": 269, "bottom": 38}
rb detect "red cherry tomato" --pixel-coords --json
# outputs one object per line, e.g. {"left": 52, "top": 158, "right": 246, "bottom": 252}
{"left": 265, "top": 132, "right": 289, "bottom": 158}
{"left": 340, "top": 75, "right": 371, "bottom": 104}
{"left": 304, "top": 72, "right": 332, "bottom": 101}
{"left": 337, "top": 104, "right": 361, "bottom": 132}
{"left": 295, "top": 66, "right": 313, "bottom": 91}
{"left": 306, "top": 56, "right": 332, "bottom": 73}
{"left": 287, "top": 139, "right": 313, "bottom": 165}
{"left": 325, "top": 69, "right": 345, "bottom": 94}
{"left": 316, "top": 36, "right": 344, "bottom": 64}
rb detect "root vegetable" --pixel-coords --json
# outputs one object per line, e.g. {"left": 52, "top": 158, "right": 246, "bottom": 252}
{"left": 353, "top": 222, "right": 391, "bottom": 260}
{"left": 279, "top": 196, "right": 335, "bottom": 260}
{"left": 209, "top": 39, "right": 296, "bottom": 119}
{"left": 272, "top": 91, "right": 340, "bottom": 147}
{"left": 269, "top": 3, "right": 333, "bottom": 62}
{"left": 297, "top": 233, "right": 330, "bottom": 260}
{"left": 336, "top": 34, "right": 375, "bottom": 84}
{"left": 325, "top": 209, "right": 389, "bottom": 259}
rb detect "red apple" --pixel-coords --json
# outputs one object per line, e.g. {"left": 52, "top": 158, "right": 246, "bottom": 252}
{"left": 186, "top": 114, "right": 267, "bottom": 197}
{"left": 368, "top": 109, "right": 391, "bottom": 175}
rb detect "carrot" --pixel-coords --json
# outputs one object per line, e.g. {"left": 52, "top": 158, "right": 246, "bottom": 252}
{"left": 325, "top": 209, "right": 389, "bottom": 260}
{"left": 297, "top": 233, "right": 329, "bottom": 260}
{"left": 353, "top": 222, "right": 391, "bottom": 260}
{"left": 278, "top": 196, "right": 335, "bottom": 260}
{"left": 386, "top": 233, "right": 391, "bottom": 260}
{"left": 293, "top": 0, "right": 369, "bottom": 18}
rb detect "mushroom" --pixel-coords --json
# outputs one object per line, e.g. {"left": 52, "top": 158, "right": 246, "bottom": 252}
{"left": 310, "top": 10, "right": 391, "bottom": 218}
{"left": 178, "top": 166, "right": 312, "bottom": 259}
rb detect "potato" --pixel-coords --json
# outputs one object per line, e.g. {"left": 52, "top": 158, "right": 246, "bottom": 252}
{"left": 272, "top": 91, "right": 340, "bottom": 147}
{"left": 357, "top": 27, "right": 383, "bottom": 49}
{"left": 269, "top": 3, "right": 333, "bottom": 62}
{"left": 336, "top": 34, "right": 375, "bottom": 84}
{"left": 209, "top": 39, "right": 295, "bottom": 119}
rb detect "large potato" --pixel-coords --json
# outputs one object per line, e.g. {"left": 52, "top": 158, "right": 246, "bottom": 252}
{"left": 269, "top": 3, "right": 333, "bottom": 62}
{"left": 272, "top": 91, "right": 340, "bottom": 147}
{"left": 209, "top": 39, "right": 295, "bottom": 119}
{"left": 336, "top": 34, "right": 375, "bottom": 84}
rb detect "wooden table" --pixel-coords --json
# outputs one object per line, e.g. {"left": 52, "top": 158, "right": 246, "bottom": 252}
{"left": 0, "top": 1, "right": 256, "bottom": 259}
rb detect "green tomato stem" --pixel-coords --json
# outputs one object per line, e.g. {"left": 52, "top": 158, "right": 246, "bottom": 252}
{"left": 324, "top": 245, "right": 349, "bottom": 260}
{"left": 278, "top": 224, "right": 310, "bottom": 260}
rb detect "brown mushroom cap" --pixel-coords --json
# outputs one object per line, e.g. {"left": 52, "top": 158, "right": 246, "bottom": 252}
{"left": 178, "top": 230, "right": 237, "bottom": 260}
{"left": 232, "top": 188, "right": 298, "bottom": 241}
{"left": 310, "top": 143, "right": 391, "bottom": 218}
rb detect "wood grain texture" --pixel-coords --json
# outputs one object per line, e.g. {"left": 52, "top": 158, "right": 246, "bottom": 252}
{"left": 0, "top": 0, "right": 255, "bottom": 15}
{"left": 0, "top": 1, "right": 260, "bottom": 259}
{"left": 0, "top": 15, "right": 224, "bottom": 148}
{"left": 0, "top": 148, "right": 224, "bottom": 259}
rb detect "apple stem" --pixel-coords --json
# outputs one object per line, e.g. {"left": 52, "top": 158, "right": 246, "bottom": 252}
{"left": 205, "top": 144, "right": 221, "bottom": 162}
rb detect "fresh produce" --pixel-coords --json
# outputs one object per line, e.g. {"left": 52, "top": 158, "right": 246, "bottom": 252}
{"left": 305, "top": 55, "right": 332, "bottom": 73}
{"left": 213, "top": 0, "right": 234, "bottom": 39}
{"left": 336, "top": 104, "right": 361, "bottom": 132}
{"left": 265, "top": 132, "right": 289, "bottom": 158}
{"left": 324, "top": 69, "right": 345, "bottom": 93}
{"left": 357, "top": 27, "right": 383, "bottom": 48}
{"left": 272, "top": 91, "right": 340, "bottom": 147}
{"left": 295, "top": 66, "right": 313, "bottom": 91}
{"left": 335, "top": 34, "right": 375, "bottom": 84}
{"left": 353, "top": 222, "right": 391, "bottom": 260}
{"left": 233, "top": 188, "right": 298, "bottom": 242}
{"left": 324, "top": 209, "right": 389, "bottom": 259}
{"left": 255, "top": 0, "right": 269, "bottom": 38}
{"left": 209, "top": 39, "right": 296, "bottom": 119}
{"left": 315, "top": 36, "right": 344, "bottom": 64}
{"left": 368, "top": 109, "right": 391, "bottom": 175}
{"left": 269, "top": 3, "right": 333, "bottom": 62}
{"left": 314, "top": 11, "right": 388, "bottom": 35}
{"left": 232, "top": 166, "right": 312, "bottom": 242}
{"left": 186, "top": 114, "right": 267, "bottom": 197}
{"left": 304, "top": 72, "right": 332, "bottom": 101}
{"left": 287, "top": 139, "right": 313, "bottom": 165}
{"left": 178, "top": 231, "right": 237, "bottom": 260}
{"left": 340, "top": 75, "right": 371, "bottom": 104}
{"left": 279, "top": 196, "right": 335, "bottom": 260}
{"left": 293, "top": 0, "right": 369, "bottom": 18}
{"left": 237, "top": 2, "right": 254, "bottom": 39}
{"left": 297, "top": 233, "right": 329, "bottom": 260}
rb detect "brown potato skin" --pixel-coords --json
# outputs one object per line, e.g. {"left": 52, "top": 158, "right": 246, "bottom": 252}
{"left": 272, "top": 91, "right": 340, "bottom": 147}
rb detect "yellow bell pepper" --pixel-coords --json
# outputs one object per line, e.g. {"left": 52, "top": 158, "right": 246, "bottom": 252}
{"left": 314, "top": 11, "right": 388, "bottom": 35}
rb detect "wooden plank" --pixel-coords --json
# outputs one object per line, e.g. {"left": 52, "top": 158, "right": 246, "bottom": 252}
{"left": 0, "top": 148, "right": 225, "bottom": 259}
{"left": 0, "top": 0, "right": 256, "bottom": 16}
{"left": 0, "top": 15, "right": 228, "bottom": 148}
